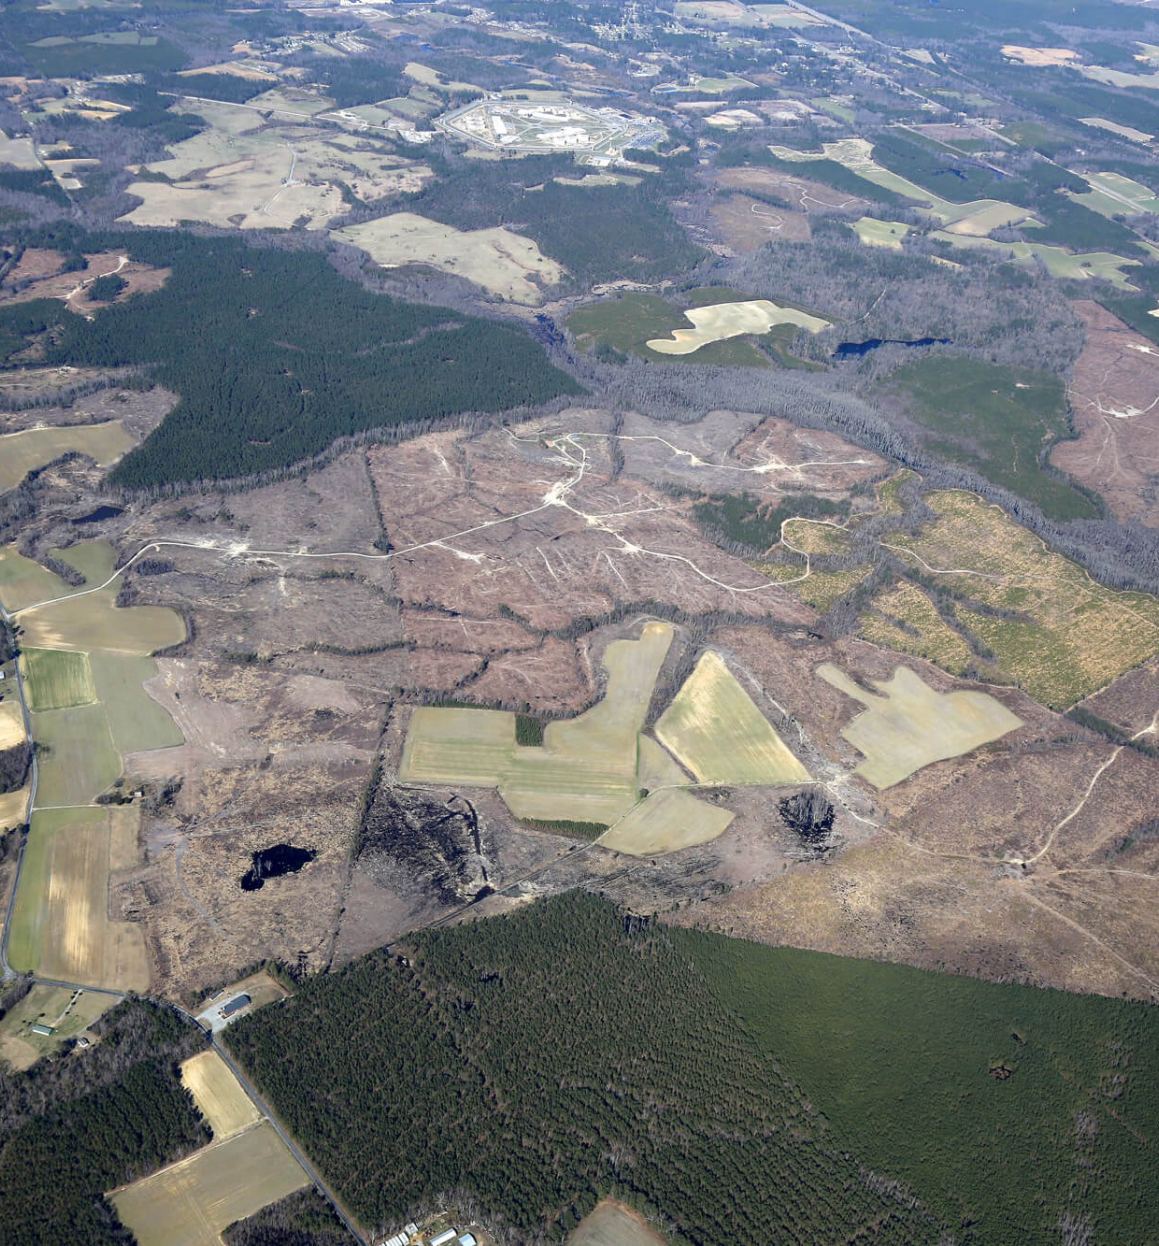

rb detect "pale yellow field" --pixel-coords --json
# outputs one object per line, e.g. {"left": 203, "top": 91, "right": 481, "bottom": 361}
{"left": 636, "top": 734, "right": 689, "bottom": 788}
{"left": 818, "top": 662, "right": 1022, "bottom": 788}
{"left": 599, "top": 787, "right": 733, "bottom": 856}
{"left": 772, "top": 138, "right": 1031, "bottom": 235}
{"left": 401, "top": 623, "right": 674, "bottom": 826}
{"left": 180, "top": 1051, "right": 261, "bottom": 1140}
{"left": 1079, "top": 116, "right": 1153, "bottom": 144}
{"left": 0, "top": 786, "right": 29, "bottom": 831}
{"left": 111, "top": 1122, "right": 308, "bottom": 1246}
{"left": 0, "top": 699, "right": 25, "bottom": 750}
{"left": 8, "top": 806, "right": 149, "bottom": 991}
{"left": 646, "top": 299, "right": 829, "bottom": 355}
{"left": 337, "top": 213, "right": 564, "bottom": 304}
{"left": 656, "top": 650, "right": 809, "bottom": 786}
{"left": 1002, "top": 45, "right": 1077, "bottom": 66}
{"left": 0, "top": 422, "right": 136, "bottom": 493}
{"left": 0, "top": 546, "right": 73, "bottom": 612}
{"left": 19, "top": 587, "right": 186, "bottom": 654}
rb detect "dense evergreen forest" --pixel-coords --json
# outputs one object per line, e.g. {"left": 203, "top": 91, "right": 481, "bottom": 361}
{"left": 227, "top": 893, "right": 943, "bottom": 1244}
{"left": 399, "top": 151, "right": 705, "bottom": 287}
{"left": 0, "top": 231, "right": 580, "bottom": 486}
{"left": 677, "top": 930, "right": 1159, "bottom": 1245}
{"left": 227, "top": 895, "right": 1159, "bottom": 1246}
{"left": 0, "top": 997, "right": 209, "bottom": 1245}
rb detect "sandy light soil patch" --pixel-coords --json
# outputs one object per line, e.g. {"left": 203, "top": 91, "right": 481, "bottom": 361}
{"left": 646, "top": 299, "right": 829, "bottom": 355}
{"left": 180, "top": 1050, "right": 261, "bottom": 1139}
{"left": 569, "top": 1197, "right": 669, "bottom": 1245}
{"left": 1002, "top": 45, "right": 1078, "bottom": 66}
{"left": 818, "top": 662, "right": 1023, "bottom": 788}
{"left": 337, "top": 212, "right": 564, "bottom": 303}
{"left": 656, "top": 650, "right": 810, "bottom": 785}
{"left": 0, "top": 700, "right": 25, "bottom": 750}
{"left": 111, "top": 1122, "right": 307, "bottom": 1246}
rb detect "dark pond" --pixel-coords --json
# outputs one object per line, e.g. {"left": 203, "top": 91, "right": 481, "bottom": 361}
{"left": 73, "top": 504, "right": 124, "bottom": 524}
{"left": 240, "top": 844, "right": 317, "bottom": 891}
{"left": 834, "top": 336, "right": 951, "bottom": 359}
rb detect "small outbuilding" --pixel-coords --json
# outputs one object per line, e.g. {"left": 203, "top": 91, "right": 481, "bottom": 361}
{"left": 430, "top": 1231, "right": 457, "bottom": 1246}
{"left": 458, "top": 1235, "right": 478, "bottom": 1246}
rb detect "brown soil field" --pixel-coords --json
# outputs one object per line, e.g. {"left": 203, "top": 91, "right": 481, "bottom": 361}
{"left": 708, "top": 192, "right": 811, "bottom": 253}
{"left": 715, "top": 166, "right": 869, "bottom": 213}
{"left": 0, "top": 250, "right": 169, "bottom": 312}
{"left": 1050, "top": 301, "right": 1159, "bottom": 525}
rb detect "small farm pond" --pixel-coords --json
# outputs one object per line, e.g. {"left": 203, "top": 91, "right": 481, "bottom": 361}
{"left": 240, "top": 844, "right": 317, "bottom": 891}
{"left": 834, "top": 336, "right": 951, "bottom": 358}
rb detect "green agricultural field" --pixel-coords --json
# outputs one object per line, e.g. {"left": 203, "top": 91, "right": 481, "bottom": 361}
{"left": 930, "top": 230, "right": 1141, "bottom": 289}
{"left": 20, "top": 648, "right": 97, "bottom": 711}
{"left": 851, "top": 216, "right": 910, "bottom": 249}
{"left": 1071, "top": 170, "right": 1159, "bottom": 219}
{"left": 881, "top": 355, "right": 1098, "bottom": 520}
{"left": 0, "top": 422, "right": 136, "bottom": 494}
{"left": 402, "top": 624, "right": 743, "bottom": 837}
{"left": 679, "top": 929, "right": 1159, "bottom": 1244}
{"left": 19, "top": 585, "right": 186, "bottom": 655}
{"left": 7, "top": 806, "right": 148, "bottom": 990}
{"left": 598, "top": 787, "right": 733, "bottom": 856}
{"left": 53, "top": 539, "right": 116, "bottom": 587}
{"left": 89, "top": 652, "right": 184, "bottom": 754}
{"left": 0, "top": 546, "right": 72, "bottom": 613}
{"left": 655, "top": 650, "right": 809, "bottom": 786}
{"left": 569, "top": 291, "right": 775, "bottom": 366}
{"left": 30, "top": 702, "right": 120, "bottom": 806}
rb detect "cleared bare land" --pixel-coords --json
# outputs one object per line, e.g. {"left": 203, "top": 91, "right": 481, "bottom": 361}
{"left": 337, "top": 213, "right": 563, "bottom": 304}
{"left": 1050, "top": 301, "right": 1159, "bottom": 525}
{"left": 818, "top": 663, "right": 1022, "bottom": 788}
{"left": 180, "top": 1050, "right": 261, "bottom": 1140}
{"left": 569, "top": 1198, "right": 669, "bottom": 1245}
{"left": 656, "top": 650, "right": 809, "bottom": 785}
{"left": 1002, "top": 45, "right": 1078, "bottom": 66}
{"left": 110, "top": 1122, "right": 308, "bottom": 1246}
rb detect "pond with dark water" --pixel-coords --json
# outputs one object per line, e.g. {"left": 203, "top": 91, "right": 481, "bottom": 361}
{"left": 240, "top": 844, "right": 317, "bottom": 891}
{"left": 73, "top": 504, "right": 124, "bottom": 524}
{"left": 834, "top": 336, "right": 951, "bottom": 359}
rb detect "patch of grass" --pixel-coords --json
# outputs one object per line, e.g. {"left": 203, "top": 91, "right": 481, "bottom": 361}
{"left": 30, "top": 703, "right": 120, "bottom": 806}
{"left": 882, "top": 355, "right": 1098, "bottom": 520}
{"left": 20, "top": 648, "right": 96, "bottom": 711}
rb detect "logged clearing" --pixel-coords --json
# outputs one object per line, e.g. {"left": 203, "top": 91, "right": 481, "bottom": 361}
{"left": 337, "top": 213, "right": 563, "bottom": 304}
{"left": 402, "top": 623, "right": 674, "bottom": 826}
{"left": 645, "top": 299, "right": 829, "bottom": 355}
{"left": 655, "top": 650, "right": 809, "bottom": 785}
{"left": 20, "top": 647, "right": 97, "bottom": 711}
{"left": 0, "top": 700, "right": 25, "bottom": 750}
{"left": 858, "top": 581, "right": 973, "bottom": 675}
{"left": 111, "top": 1122, "right": 308, "bottom": 1246}
{"left": 890, "top": 491, "right": 1159, "bottom": 706}
{"left": 180, "top": 1050, "right": 260, "bottom": 1140}
{"left": 599, "top": 787, "right": 734, "bottom": 856}
{"left": 0, "top": 421, "right": 136, "bottom": 493}
{"left": 569, "top": 1198, "right": 669, "bottom": 1245}
{"left": 819, "top": 663, "right": 1022, "bottom": 788}
{"left": 7, "top": 806, "right": 149, "bottom": 991}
